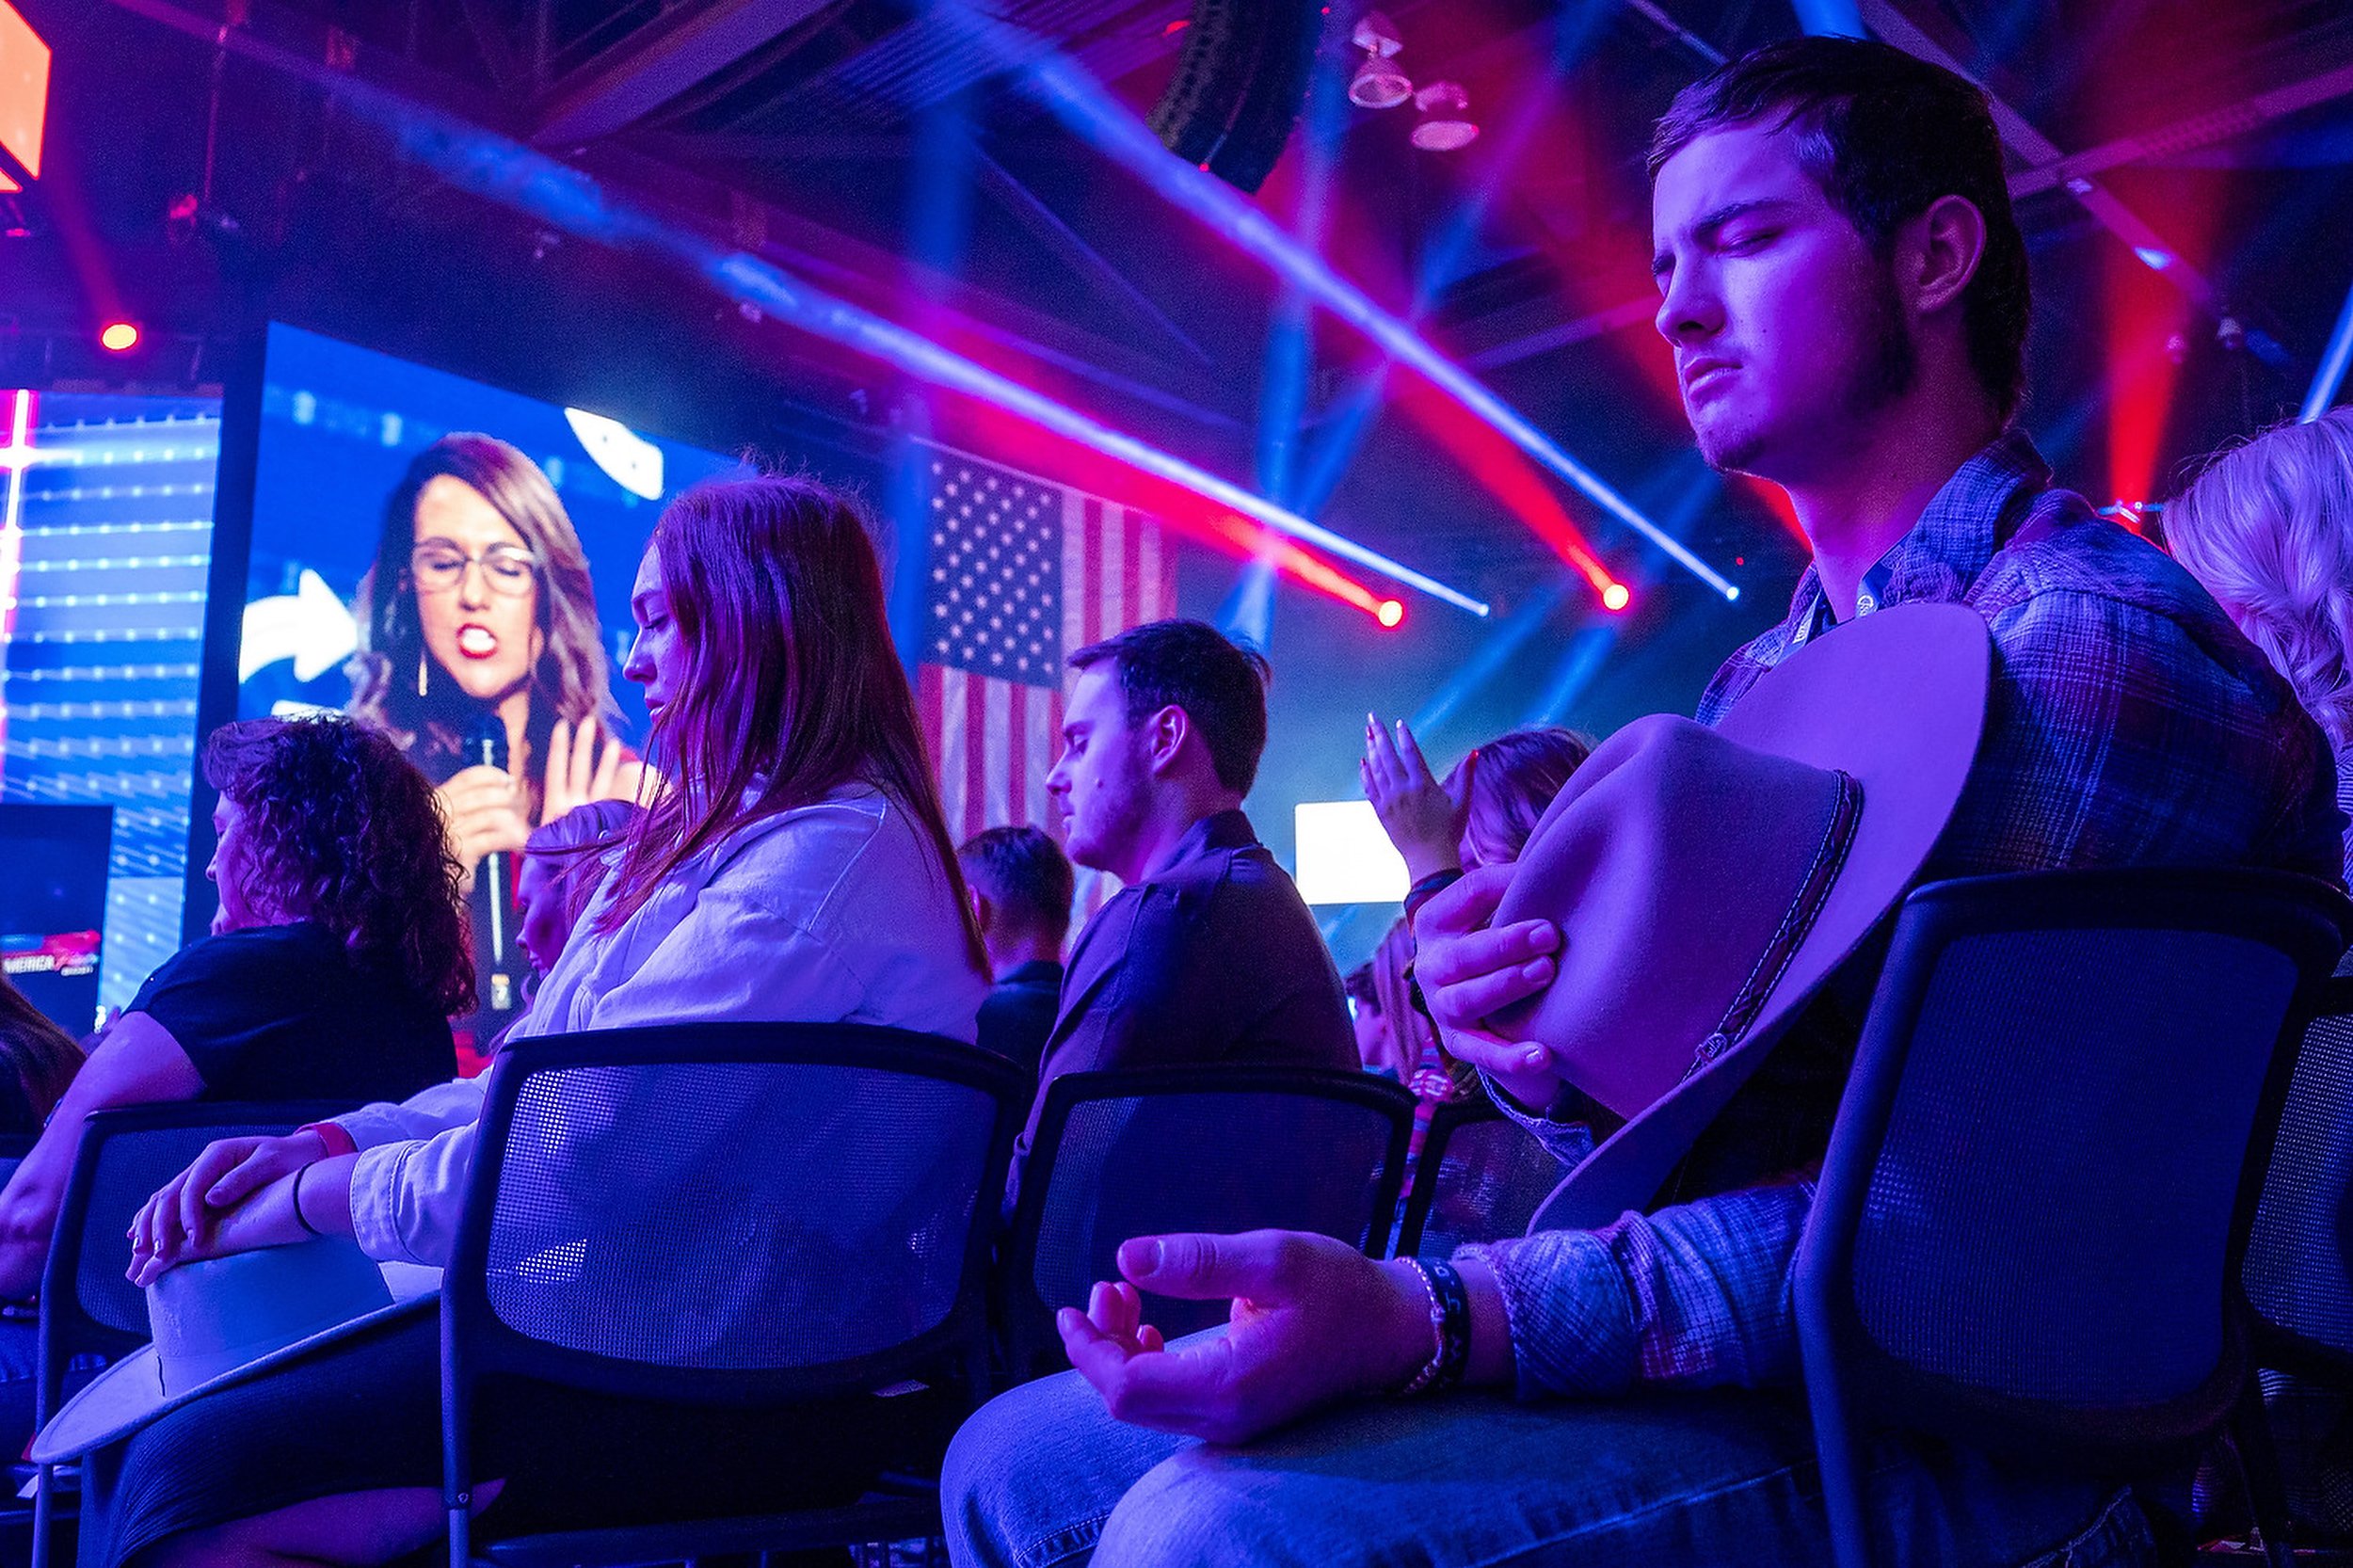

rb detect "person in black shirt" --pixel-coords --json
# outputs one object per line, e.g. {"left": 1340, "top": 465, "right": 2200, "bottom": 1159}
{"left": 0, "top": 716, "right": 468, "bottom": 1450}
{"left": 957, "top": 825, "right": 1074, "bottom": 1078}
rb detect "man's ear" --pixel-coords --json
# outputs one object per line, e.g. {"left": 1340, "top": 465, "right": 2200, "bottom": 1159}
{"left": 968, "top": 886, "right": 993, "bottom": 936}
{"left": 1142, "top": 703, "right": 1191, "bottom": 777}
{"left": 1907, "top": 193, "right": 1987, "bottom": 318}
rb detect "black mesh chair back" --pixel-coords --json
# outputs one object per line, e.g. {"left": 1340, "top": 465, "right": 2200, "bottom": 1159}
{"left": 1393, "top": 1098, "right": 1569, "bottom": 1260}
{"left": 1793, "top": 868, "right": 2352, "bottom": 1568}
{"left": 37, "top": 1101, "right": 355, "bottom": 1421}
{"left": 2243, "top": 973, "right": 2353, "bottom": 1380}
{"left": 440, "top": 1022, "right": 1025, "bottom": 1567}
{"left": 1001, "top": 1066, "right": 1416, "bottom": 1381}
{"left": 31, "top": 1101, "right": 353, "bottom": 1568}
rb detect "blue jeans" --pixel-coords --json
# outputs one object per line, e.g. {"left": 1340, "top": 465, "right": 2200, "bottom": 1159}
{"left": 942, "top": 1361, "right": 2159, "bottom": 1568}
{"left": 0, "top": 1316, "right": 108, "bottom": 1464}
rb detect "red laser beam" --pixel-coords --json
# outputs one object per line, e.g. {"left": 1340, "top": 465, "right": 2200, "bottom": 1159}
{"left": 1387, "top": 366, "right": 1630, "bottom": 610}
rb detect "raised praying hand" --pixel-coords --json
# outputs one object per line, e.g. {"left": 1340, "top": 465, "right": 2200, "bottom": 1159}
{"left": 1361, "top": 716, "right": 1465, "bottom": 885}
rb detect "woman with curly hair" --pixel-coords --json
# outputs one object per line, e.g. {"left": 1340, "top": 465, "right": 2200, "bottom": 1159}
{"left": 92, "top": 472, "right": 988, "bottom": 1568}
{"left": 0, "top": 714, "right": 462, "bottom": 1450}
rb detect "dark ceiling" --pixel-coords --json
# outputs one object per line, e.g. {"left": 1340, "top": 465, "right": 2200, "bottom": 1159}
{"left": 9, "top": 0, "right": 2353, "bottom": 901}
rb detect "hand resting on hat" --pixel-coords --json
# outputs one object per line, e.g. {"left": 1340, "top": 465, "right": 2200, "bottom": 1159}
{"left": 1411, "top": 864, "right": 1568, "bottom": 1112}
{"left": 127, "top": 1148, "right": 360, "bottom": 1287}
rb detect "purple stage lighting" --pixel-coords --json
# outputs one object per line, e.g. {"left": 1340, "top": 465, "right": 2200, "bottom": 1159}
{"left": 1008, "top": 40, "right": 1741, "bottom": 603}
{"left": 342, "top": 77, "right": 1493, "bottom": 619}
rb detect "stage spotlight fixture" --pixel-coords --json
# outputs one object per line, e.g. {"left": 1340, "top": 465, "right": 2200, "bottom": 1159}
{"left": 1376, "top": 599, "right": 1404, "bottom": 629}
{"left": 1348, "top": 12, "right": 1411, "bottom": 109}
{"left": 1410, "top": 82, "right": 1478, "bottom": 151}
{"left": 1601, "top": 582, "right": 1631, "bottom": 613}
{"left": 1148, "top": 0, "right": 1324, "bottom": 194}
{"left": 99, "top": 322, "right": 139, "bottom": 352}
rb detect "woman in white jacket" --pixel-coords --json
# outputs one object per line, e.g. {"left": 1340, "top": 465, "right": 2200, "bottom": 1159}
{"left": 104, "top": 473, "right": 991, "bottom": 1568}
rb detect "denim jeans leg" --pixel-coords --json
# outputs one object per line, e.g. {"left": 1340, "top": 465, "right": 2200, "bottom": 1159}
{"left": 1080, "top": 1387, "right": 2158, "bottom": 1568}
{"left": 942, "top": 1368, "right": 1193, "bottom": 1568}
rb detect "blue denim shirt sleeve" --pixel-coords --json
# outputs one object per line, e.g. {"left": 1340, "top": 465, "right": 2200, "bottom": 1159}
{"left": 1460, "top": 1176, "right": 1815, "bottom": 1400}
{"left": 1481, "top": 1073, "right": 1597, "bottom": 1170}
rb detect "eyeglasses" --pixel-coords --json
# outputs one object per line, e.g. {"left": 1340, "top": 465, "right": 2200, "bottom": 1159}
{"left": 408, "top": 543, "right": 538, "bottom": 598}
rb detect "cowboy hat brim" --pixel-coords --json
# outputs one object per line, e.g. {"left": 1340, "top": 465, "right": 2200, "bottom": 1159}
{"left": 1526, "top": 600, "right": 1992, "bottom": 1233}
{"left": 31, "top": 1290, "right": 436, "bottom": 1464}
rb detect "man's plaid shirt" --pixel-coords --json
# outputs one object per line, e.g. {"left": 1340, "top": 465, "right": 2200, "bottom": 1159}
{"left": 1469, "top": 430, "right": 2345, "bottom": 1400}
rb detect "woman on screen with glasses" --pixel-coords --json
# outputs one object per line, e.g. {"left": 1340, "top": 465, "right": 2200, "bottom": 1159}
{"left": 346, "top": 433, "right": 649, "bottom": 893}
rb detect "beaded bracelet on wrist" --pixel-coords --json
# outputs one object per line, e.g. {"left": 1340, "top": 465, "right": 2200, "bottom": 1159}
{"left": 1394, "top": 1257, "right": 1472, "bottom": 1397}
{"left": 1402, "top": 868, "right": 1465, "bottom": 923}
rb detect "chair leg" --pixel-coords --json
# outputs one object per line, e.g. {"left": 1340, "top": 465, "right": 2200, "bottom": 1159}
{"left": 31, "top": 1465, "right": 51, "bottom": 1568}
{"left": 2234, "top": 1375, "right": 2297, "bottom": 1568}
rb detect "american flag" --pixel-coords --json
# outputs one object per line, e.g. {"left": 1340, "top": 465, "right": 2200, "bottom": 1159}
{"left": 913, "top": 447, "right": 1174, "bottom": 901}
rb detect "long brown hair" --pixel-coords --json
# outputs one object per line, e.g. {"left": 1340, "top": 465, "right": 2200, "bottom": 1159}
{"left": 203, "top": 715, "right": 478, "bottom": 1014}
{"left": 346, "top": 434, "right": 616, "bottom": 808}
{"left": 0, "top": 974, "right": 83, "bottom": 1122}
{"left": 599, "top": 475, "right": 986, "bottom": 971}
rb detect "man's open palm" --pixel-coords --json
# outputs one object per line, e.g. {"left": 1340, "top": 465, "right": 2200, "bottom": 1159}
{"left": 1058, "top": 1230, "right": 1433, "bottom": 1445}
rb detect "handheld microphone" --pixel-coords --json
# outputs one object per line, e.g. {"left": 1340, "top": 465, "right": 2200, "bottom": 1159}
{"left": 466, "top": 715, "right": 520, "bottom": 1011}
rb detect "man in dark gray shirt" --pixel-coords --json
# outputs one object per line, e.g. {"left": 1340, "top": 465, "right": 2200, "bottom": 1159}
{"left": 1016, "top": 619, "right": 1354, "bottom": 1169}
{"left": 957, "top": 824, "right": 1075, "bottom": 1080}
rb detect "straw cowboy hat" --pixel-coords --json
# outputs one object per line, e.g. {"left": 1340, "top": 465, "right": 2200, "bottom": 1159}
{"left": 32, "top": 1239, "right": 434, "bottom": 1463}
{"left": 1477, "top": 600, "right": 1993, "bottom": 1231}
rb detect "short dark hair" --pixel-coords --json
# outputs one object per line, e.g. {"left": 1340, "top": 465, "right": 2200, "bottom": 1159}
{"left": 957, "top": 825, "right": 1076, "bottom": 942}
{"left": 1649, "top": 36, "right": 2031, "bottom": 423}
{"left": 1067, "top": 618, "right": 1272, "bottom": 795}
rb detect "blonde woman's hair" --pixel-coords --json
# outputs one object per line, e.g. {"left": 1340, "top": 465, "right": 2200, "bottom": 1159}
{"left": 2168, "top": 408, "right": 2353, "bottom": 751}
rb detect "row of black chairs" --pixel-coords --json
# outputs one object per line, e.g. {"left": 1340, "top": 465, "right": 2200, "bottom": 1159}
{"left": 11, "top": 864, "right": 2353, "bottom": 1568}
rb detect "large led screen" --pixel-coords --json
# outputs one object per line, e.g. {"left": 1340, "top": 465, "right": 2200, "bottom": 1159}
{"left": 236, "top": 323, "right": 744, "bottom": 1040}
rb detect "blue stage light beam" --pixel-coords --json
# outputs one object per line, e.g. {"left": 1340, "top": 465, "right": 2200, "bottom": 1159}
{"left": 2302, "top": 273, "right": 2353, "bottom": 422}
{"left": 1411, "top": 574, "right": 1576, "bottom": 739}
{"left": 1524, "top": 463, "right": 1726, "bottom": 727}
{"left": 1288, "top": 6, "right": 1609, "bottom": 536}
{"left": 1231, "top": 54, "right": 1347, "bottom": 649}
{"left": 1005, "top": 41, "right": 1741, "bottom": 602}
{"left": 361, "top": 97, "right": 1489, "bottom": 616}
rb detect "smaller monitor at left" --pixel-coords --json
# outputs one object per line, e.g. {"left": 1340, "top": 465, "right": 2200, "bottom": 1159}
{"left": 0, "top": 803, "right": 114, "bottom": 1033}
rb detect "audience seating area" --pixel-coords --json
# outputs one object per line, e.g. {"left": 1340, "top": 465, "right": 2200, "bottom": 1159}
{"left": 1000, "top": 1064, "right": 1414, "bottom": 1381}
{"left": 30, "top": 1104, "right": 360, "bottom": 1568}
{"left": 17, "top": 866, "right": 2353, "bottom": 1566}
{"left": 1796, "top": 868, "right": 2351, "bottom": 1568}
